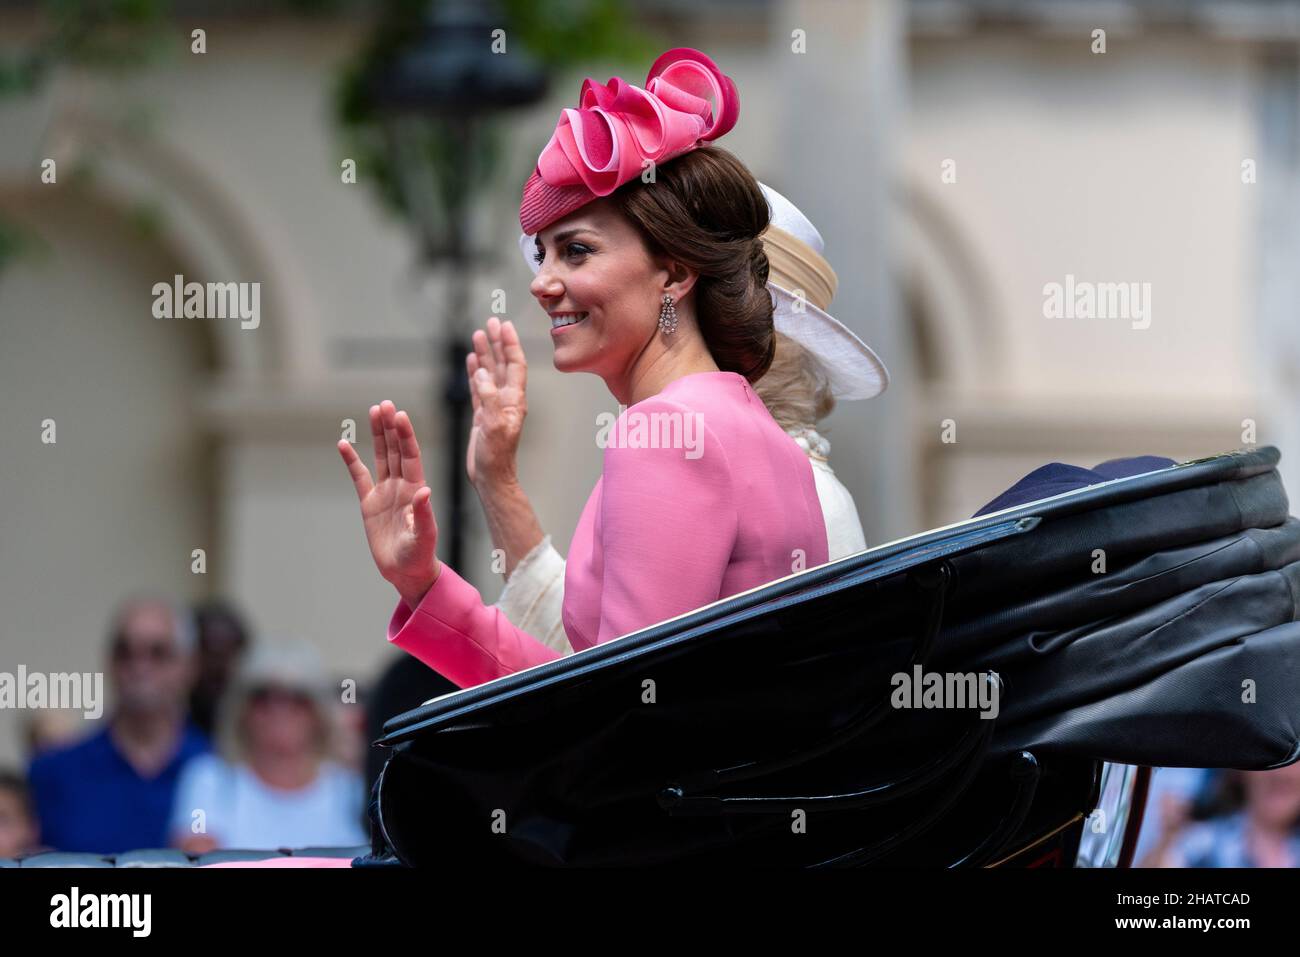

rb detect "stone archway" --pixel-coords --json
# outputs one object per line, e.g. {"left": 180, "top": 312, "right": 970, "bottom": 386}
{"left": 31, "top": 109, "right": 327, "bottom": 381}
{"left": 895, "top": 179, "right": 1007, "bottom": 391}
{"left": 894, "top": 180, "right": 1007, "bottom": 528}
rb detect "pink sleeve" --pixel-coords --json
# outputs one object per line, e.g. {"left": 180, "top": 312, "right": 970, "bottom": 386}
{"left": 595, "top": 397, "right": 738, "bottom": 644}
{"left": 387, "top": 563, "right": 561, "bottom": 689}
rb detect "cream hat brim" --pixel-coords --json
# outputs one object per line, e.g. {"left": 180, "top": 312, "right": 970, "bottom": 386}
{"left": 768, "top": 282, "right": 889, "bottom": 400}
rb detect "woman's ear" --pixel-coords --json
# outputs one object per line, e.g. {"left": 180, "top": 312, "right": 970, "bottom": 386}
{"left": 661, "top": 259, "right": 699, "bottom": 302}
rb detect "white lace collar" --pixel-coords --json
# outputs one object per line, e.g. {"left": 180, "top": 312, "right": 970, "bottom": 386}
{"left": 786, "top": 426, "right": 830, "bottom": 462}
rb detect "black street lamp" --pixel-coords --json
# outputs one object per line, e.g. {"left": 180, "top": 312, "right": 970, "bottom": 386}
{"left": 366, "top": 0, "right": 547, "bottom": 573}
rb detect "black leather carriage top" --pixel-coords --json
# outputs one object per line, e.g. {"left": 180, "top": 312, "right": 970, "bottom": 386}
{"left": 380, "top": 445, "right": 1300, "bottom": 771}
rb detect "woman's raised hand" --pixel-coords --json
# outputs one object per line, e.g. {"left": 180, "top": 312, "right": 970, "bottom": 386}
{"left": 338, "top": 400, "right": 441, "bottom": 609}
{"left": 466, "top": 317, "right": 529, "bottom": 489}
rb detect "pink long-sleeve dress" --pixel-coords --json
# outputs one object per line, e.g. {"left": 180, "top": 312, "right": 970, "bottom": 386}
{"left": 387, "top": 370, "right": 830, "bottom": 689}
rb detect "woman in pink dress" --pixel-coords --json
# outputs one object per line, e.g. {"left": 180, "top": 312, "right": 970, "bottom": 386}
{"left": 337, "top": 47, "right": 829, "bottom": 691}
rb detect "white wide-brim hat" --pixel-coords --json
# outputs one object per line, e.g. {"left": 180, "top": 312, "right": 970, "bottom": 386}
{"left": 517, "top": 181, "right": 889, "bottom": 400}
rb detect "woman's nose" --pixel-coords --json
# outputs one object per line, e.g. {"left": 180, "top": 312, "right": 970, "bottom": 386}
{"left": 530, "top": 267, "right": 563, "bottom": 301}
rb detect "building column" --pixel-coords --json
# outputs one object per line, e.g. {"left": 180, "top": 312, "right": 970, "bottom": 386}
{"left": 774, "top": 0, "right": 919, "bottom": 544}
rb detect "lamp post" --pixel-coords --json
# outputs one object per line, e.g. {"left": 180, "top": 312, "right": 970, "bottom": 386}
{"left": 366, "top": 0, "right": 546, "bottom": 572}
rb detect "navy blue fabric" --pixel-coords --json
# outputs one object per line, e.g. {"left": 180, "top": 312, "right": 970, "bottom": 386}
{"left": 26, "top": 723, "right": 210, "bottom": 854}
{"left": 972, "top": 455, "right": 1177, "bottom": 518}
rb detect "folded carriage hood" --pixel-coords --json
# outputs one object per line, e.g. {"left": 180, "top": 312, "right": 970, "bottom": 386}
{"left": 375, "top": 446, "right": 1300, "bottom": 866}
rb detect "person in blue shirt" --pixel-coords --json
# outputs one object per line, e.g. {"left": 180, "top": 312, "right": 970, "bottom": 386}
{"left": 26, "top": 595, "right": 210, "bottom": 854}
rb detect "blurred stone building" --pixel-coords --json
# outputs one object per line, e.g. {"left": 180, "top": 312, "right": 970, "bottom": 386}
{"left": 1, "top": 0, "right": 1297, "bottom": 764}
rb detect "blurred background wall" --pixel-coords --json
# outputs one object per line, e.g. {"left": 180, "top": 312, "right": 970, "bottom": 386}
{"left": 1, "top": 0, "right": 1297, "bottom": 766}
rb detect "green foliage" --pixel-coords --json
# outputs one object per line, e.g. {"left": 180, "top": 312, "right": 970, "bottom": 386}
{"left": 0, "top": 0, "right": 171, "bottom": 99}
{"left": 0, "top": 0, "right": 174, "bottom": 274}
{"left": 0, "top": 216, "right": 52, "bottom": 274}
{"left": 0, "top": 218, "right": 28, "bottom": 272}
{"left": 334, "top": 0, "right": 660, "bottom": 235}
{"left": 497, "top": 0, "right": 656, "bottom": 67}
{"left": 0, "top": 0, "right": 660, "bottom": 272}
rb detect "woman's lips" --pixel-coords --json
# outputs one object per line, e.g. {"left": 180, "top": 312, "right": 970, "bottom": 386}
{"left": 550, "top": 312, "right": 589, "bottom": 335}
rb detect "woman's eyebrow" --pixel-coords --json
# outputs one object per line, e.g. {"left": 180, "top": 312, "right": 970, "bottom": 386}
{"left": 539, "top": 227, "right": 595, "bottom": 246}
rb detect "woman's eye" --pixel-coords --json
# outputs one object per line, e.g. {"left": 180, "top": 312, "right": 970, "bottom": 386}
{"left": 533, "top": 242, "right": 591, "bottom": 266}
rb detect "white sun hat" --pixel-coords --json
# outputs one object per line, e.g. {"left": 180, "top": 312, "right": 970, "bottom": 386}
{"left": 517, "top": 180, "right": 889, "bottom": 400}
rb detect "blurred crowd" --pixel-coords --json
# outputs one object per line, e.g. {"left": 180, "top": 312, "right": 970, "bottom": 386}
{"left": 1133, "top": 763, "right": 1300, "bottom": 868}
{"left": 0, "top": 594, "right": 457, "bottom": 858}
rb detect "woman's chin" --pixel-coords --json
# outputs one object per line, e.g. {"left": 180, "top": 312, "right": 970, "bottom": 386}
{"left": 550, "top": 348, "right": 587, "bottom": 374}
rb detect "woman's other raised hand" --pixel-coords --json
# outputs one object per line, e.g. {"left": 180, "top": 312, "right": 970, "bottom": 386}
{"left": 466, "top": 317, "right": 529, "bottom": 490}
{"left": 338, "top": 400, "right": 441, "bottom": 609}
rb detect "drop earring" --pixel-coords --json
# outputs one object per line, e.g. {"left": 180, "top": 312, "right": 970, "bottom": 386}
{"left": 658, "top": 294, "right": 678, "bottom": 335}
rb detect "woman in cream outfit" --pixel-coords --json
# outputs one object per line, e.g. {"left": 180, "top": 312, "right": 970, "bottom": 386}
{"left": 473, "top": 183, "right": 890, "bottom": 654}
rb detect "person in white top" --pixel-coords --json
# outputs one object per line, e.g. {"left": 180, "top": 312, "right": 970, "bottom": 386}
{"left": 170, "top": 641, "right": 367, "bottom": 852}
{"left": 756, "top": 329, "right": 870, "bottom": 560}
{"left": 471, "top": 184, "right": 890, "bottom": 655}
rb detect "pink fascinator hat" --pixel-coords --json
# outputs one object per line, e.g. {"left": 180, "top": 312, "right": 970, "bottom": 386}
{"left": 518, "top": 47, "right": 740, "bottom": 236}
{"left": 516, "top": 47, "right": 888, "bottom": 400}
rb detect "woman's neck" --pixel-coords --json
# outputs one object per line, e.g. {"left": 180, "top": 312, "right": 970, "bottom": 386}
{"left": 612, "top": 330, "right": 720, "bottom": 406}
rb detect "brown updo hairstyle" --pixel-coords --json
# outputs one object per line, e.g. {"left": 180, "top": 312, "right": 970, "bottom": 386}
{"left": 608, "top": 146, "right": 776, "bottom": 382}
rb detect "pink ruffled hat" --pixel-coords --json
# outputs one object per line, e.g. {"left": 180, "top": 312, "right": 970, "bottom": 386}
{"left": 518, "top": 47, "right": 740, "bottom": 235}
{"left": 517, "top": 47, "right": 889, "bottom": 400}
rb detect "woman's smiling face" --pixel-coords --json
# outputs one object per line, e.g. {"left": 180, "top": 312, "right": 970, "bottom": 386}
{"left": 529, "top": 199, "right": 668, "bottom": 379}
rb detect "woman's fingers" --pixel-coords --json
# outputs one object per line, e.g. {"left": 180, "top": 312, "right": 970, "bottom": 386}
{"left": 369, "top": 405, "right": 389, "bottom": 481}
{"left": 380, "top": 401, "right": 403, "bottom": 480}
{"left": 472, "top": 328, "right": 497, "bottom": 382}
{"left": 487, "top": 316, "right": 507, "bottom": 384}
{"left": 474, "top": 365, "right": 498, "bottom": 406}
{"left": 337, "top": 440, "right": 374, "bottom": 501}
{"left": 364, "top": 401, "right": 429, "bottom": 487}
{"left": 466, "top": 352, "right": 483, "bottom": 417}
{"left": 472, "top": 323, "right": 509, "bottom": 403}
{"left": 394, "top": 409, "right": 425, "bottom": 485}
{"left": 500, "top": 319, "right": 528, "bottom": 393}
{"left": 411, "top": 484, "right": 437, "bottom": 542}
